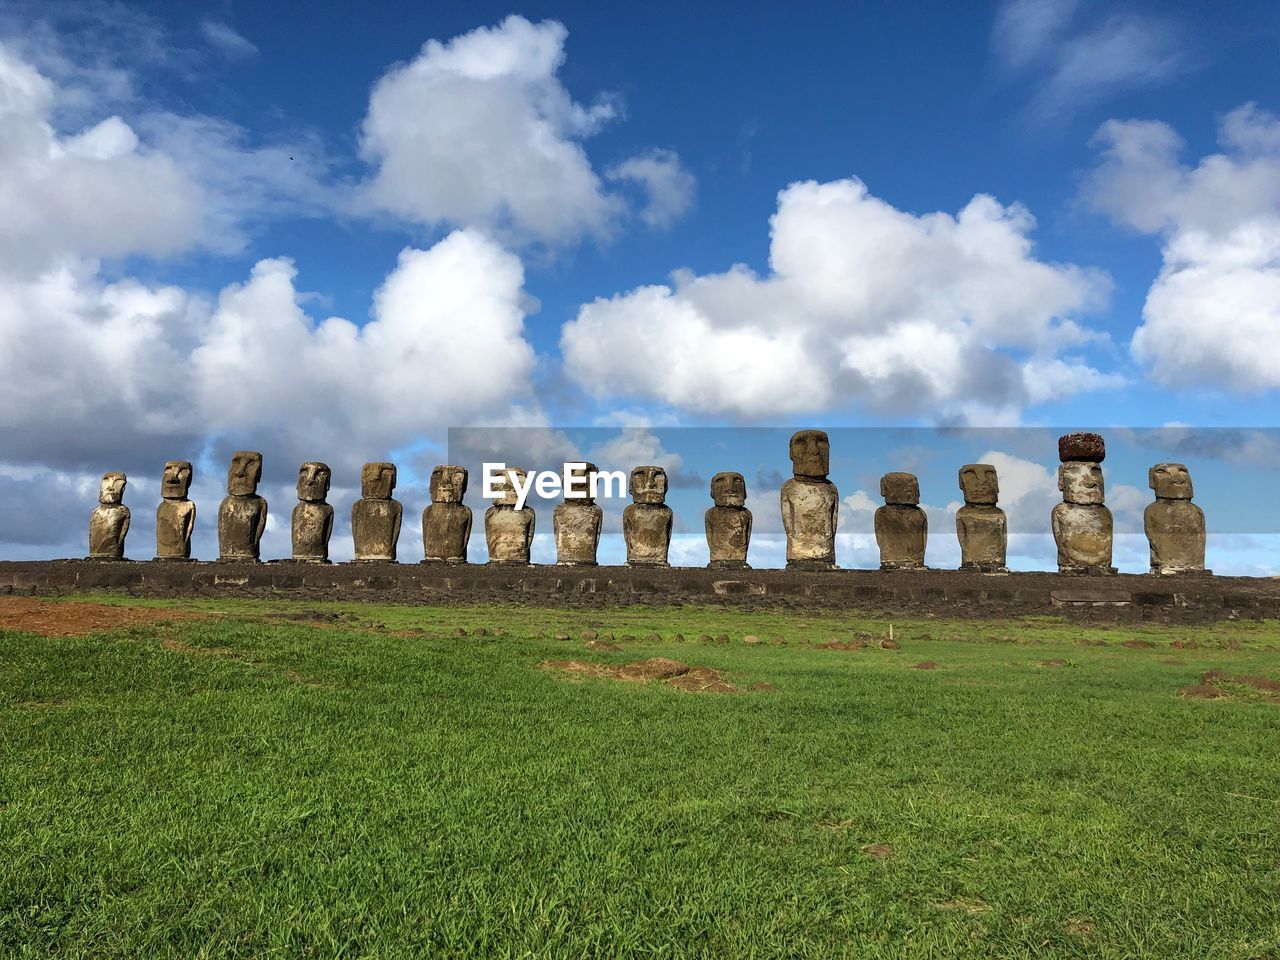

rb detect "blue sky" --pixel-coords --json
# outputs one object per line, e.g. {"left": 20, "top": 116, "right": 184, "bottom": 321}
{"left": 0, "top": 0, "right": 1277, "bottom": 568}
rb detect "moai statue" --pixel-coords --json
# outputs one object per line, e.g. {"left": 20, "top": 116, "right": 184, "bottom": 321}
{"left": 705, "top": 471, "right": 752, "bottom": 569}
{"left": 218, "top": 451, "right": 267, "bottom": 562}
{"left": 874, "top": 472, "right": 927, "bottom": 570}
{"left": 155, "top": 460, "right": 195, "bottom": 561}
{"left": 956, "top": 463, "right": 1007, "bottom": 574}
{"left": 422, "top": 465, "right": 471, "bottom": 564}
{"left": 623, "top": 465, "right": 673, "bottom": 567}
{"left": 291, "top": 462, "right": 333, "bottom": 563}
{"left": 1052, "top": 432, "right": 1115, "bottom": 575}
{"left": 1145, "top": 463, "right": 1208, "bottom": 575}
{"left": 352, "top": 462, "right": 402, "bottom": 562}
{"left": 554, "top": 461, "right": 603, "bottom": 566}
{"left": 780, "top": 429, "right": 839, "bottom": 570}
{"left": 88, "top": 472, "right": 130, "bottom": 559}
{"left": 484, "top": 467, "right": 535, "bottom": 565}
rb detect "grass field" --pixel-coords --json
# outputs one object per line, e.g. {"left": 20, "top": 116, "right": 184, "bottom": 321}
{"left": 2, "top": 595, "right": 1280, "bottom": 959}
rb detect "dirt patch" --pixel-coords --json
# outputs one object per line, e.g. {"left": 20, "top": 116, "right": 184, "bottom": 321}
{"left": 861, "top": 843, "right": 895, "bottom": 861}
{"left": 1178, "top": 684, "right": 1227, "bottom": 699}
{"left": 1040, "top": 658, "right": 1069, "bottom": 667}
{"left": 1065, "top": 919, "right": 1095, "bottom": 939}
{"left": 1122, "top": 639, "right": 1158, "bottom": 649}
{"left": 0, "top": 597, "right": 204, "bottom": 637}
{"left": 1235, "top": 675, "right": 1280, "bottom": 693}
{"left": 911, "top": 661, "right": 939, "bottom": 670}
{"left": 584, "top": 638, "right": 622, "bottom": 652}
{"left": 537, "top": 657, "right": 745, "bottom": 694}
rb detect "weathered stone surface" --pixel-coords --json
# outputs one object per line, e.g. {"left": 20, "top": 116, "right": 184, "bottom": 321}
{"left": 554, "top": 461, "right": 602, "bottom": 566}
{"left": 88, "top": 472, "right": 129, "bottom": 559}
{"left": 705, "top": 471, "right": 751, "bottom": 569}
{"left": 956, "top": 463, "right": 1007, "bottom": 573}
{"left": 781, "top": 430, "right": 838, "bottom": 570}
{"left": 1058, "top": 432, "right": 1105, "bottom": 463}
{"left": 1145, "top": 462, "right": 1207, "bottom": 575}
{"left": 291, "top": 462, "right": 333, "bottom": 563}
{"left": 624, "top": 465, "right": 673, "bottom": 567}
{"left": 155, "top": 460, "right": 195, "bottom": 561}
{"left": 422, "top": 464, "right": 470, "bottom": 564}
{"left": 874, "top": 472, "right": 926, "bottom": 570}
{"left": 218, "top": 451, "right": 267, "bottom": 562}
{"left": 1053, "top": 461, "right": 1114, "bottom": 574}
{"left": 485, "top": 466, "right": 535, "bottom": 564}
{"left": 352, "top": 462, "right": 402, "bottom": 562}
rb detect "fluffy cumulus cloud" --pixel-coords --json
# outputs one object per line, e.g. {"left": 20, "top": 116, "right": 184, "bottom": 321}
{"left": 358, "top": 15, "right": 690, "bottom": 243}
{"left": 1084, "top": 104, "right": 1280, "bottom": 391}
{"left": 562, "top": 178, "right": 1114, "bottom": 422}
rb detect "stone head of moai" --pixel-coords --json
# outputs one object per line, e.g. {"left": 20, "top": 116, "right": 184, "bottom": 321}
{"left": 1150, "top": 462, "right": 1193, "bottom": 500}
{"left": 429, "top": 465, "right": 467, "bottom": 504}
{"left": 880, "top": 472, "right": 920, "bottom": 506}
{"left": 362, "top": 462, "right": 397, "bottom": 500}
{"left": 1058, "top": 432, "right": 1105, "bottom": 464}
{"left": 630, "top": 465, "right": 668, "bottom": 505}
{"left": 1059, "top": 462, "right": 1104, "bottom": 505}
{"left": 226, "top": 451, "right": 262, "bottom": 496}
{"left": 99, "top": 471, "right": 127, "bottom": 505}
{"left": 493, "top": 467, "right": 525, "bottom": 507}
{"left": 711, "top": 471, "right": 747, "bottom": 508}
{"left": 161, "top": 461, "right": 193, "bottom": 500}
{"left": 297, "top": 462, "right": 332, "bottom": 503}
{"left": 564, "top": 461, "right": 598, "bottom": 505}
{"left": 959, "top": 464, "right": 999, "bottom": 505}
{"left": 789, "top": 429, "right": 830, "bottom": 480}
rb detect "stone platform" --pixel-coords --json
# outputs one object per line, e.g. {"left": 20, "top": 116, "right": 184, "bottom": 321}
{"left": 1, "top": 560, "right": 1277, "bottom": 622}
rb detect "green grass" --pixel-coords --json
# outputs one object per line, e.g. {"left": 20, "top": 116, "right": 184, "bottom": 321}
{"left": 2, "top": 598, "right": 1280, "bottom": 958}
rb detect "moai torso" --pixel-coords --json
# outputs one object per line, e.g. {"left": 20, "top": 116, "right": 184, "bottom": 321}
{"left": 155, "top": 460, "right": 195, "bottom": 560}
{"left": 555, "top": 462, "right": 602, "bottom": 565}
{"left": 624, "top": 466, "right": 672, "bottom": 566}
{"left": 1144, "top": 463, "right": 1207, "bottom": 574}
{"left": 422, "top": 465, "right": 471, "bottom": 563}
{"left": 706, "top": 471, "right": 751, "bottom": 568}
{"left": 485, "top": 505, "right": 535, "bottom": 563}
{"left": 218, "top": 452, "right": 267, "bottom": 561}
{"left": 874, "top": 472, "right": 926, "bottom": 570}
{"left": 1053, "top": 439, "right": 1114, "bottom": 575}
{"left": 781, "top": 428, "right": 839, "bottom": 569}
{"left": 88, "top": 472, "right": 130, "bottom": 559}
{"left": 292, "top": 461, "right": 333, "bottom": 562}
{"left": 956, "top": 464, "right": 1007, "bottom": 573}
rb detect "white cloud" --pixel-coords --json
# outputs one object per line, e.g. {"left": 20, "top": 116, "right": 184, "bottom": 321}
{"left": 1084, "top": 103, "right": 1280, "bottom": 391}
{"left": 606, "top": 149, "right": 695, "bottom": 228}
{"left": 199, "top": 20, "right": 258, "bottom": 60}
{"left": 357, "top": 15, "right": 691, "bottom": 244}
{"left": 0, "top": 230, "right": 538, "bottom": 479}
{"left": 561, "top": 178, "right": 1112, "bottom": 421}
{"left": 992, "top": 2, "right": 1189, "bottom": 121}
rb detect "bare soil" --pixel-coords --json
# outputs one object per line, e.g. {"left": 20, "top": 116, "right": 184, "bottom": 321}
{"left": 538, "top": 657, "right": 743, "bottom": 693}
{"left": 0, "top": 597, "right": 203, "bottom": 637}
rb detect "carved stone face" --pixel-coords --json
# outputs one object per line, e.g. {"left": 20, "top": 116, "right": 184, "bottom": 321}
{"left": 161, "top": 461, "right": 192, "bottom": 499}
{"left": 880, "top": 472, "right": 920, "bottom": 506}
{"left": 493, "top": 467, "right": 525, "bottom": 507}
{"left": 99, "top": 472, "right": 126, "bottom": 505}
{"left": 226, "top": 451, "right": 262, "bottom": 496}
{"left": 1149, "top": 462, "right": 1193, "bottom": 500}
{"left": 958, "top": 463, "right": 998, "bottom": 505}
{"left": 789, "top": 430, "right": 830, "bottom": 479}
{"left": 630, "top": 465, "right": 668, "bottom": 505}
{"left": 564, "top": 461, "right": 597, "bottom": 504}
{"left": 1059, "top": 462, "right": 1105, "bottom": 505}
{"left": 297, "top": 462, "right": 331, "bottom": 502}
{"left": 711, "top": 471, "right": 746, "bottom": 508}
{"left": 362, "top": 462, "right": 397, "bottom": 500}
{"left": 429, "top": 464, "right": 467, "bottom": 503}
